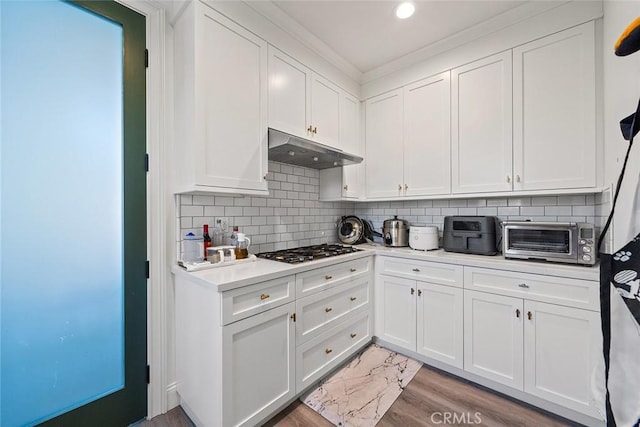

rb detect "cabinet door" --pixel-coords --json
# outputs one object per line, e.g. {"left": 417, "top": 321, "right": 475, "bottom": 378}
{"left": 524, "top": 301, "right": 601, "bottom": 418}
{"left": 365, "top": 89, "right": 404, "bottom": 198}
{"left": 198, "top": 7, "right": 268, "bottom": 192}
{"left": 310, "top": 73, "right": 341, "bottom": 147}
{"left": 341, "top": 93, "right": 362, "bottom": 199}
{"left": 404, "top": 72, "right": 451, "bottom": 196}
{"left": 513, "top": 22, "right": 596, "bottom": 191}
{"left": 417, "top": 282, "right": 463, "bottom": 368}
{"left": 222, "top": 302, "right": 295, "bottom": 427}
{"left": 452, "top": 51, "right": 513, "bottom": 193}
{"left": 377, "top": 275, "right": 416, "bottom": 351}
{"left": 268, "top": 46, "right": 311, "bottom": 139}
{"left": 464, "top": 290, "right": 523, "bottom": 389}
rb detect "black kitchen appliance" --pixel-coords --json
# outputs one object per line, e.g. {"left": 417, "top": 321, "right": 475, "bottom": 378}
{"left": 443, "top": 216, "right": 500, "bottom": 255}
{"left": 337, "top": 216, "right": 381, "bottom": 245}
{"left": 256, "top": 244, "right": 361, "bottom": 264}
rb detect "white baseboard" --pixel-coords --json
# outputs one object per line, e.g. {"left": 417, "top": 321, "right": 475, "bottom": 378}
{"left": 167, "top": 382, "right": 180, "bottom": 411}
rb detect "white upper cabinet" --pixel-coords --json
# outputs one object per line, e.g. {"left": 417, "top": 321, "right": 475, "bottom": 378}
{"left": 310, "top": 73, "right": 342, "bottom": 147}
{"left": 268, "top": 46, "right": 343, "bottom": 149}
{"left": 365, "top": 89, "right": 404, "bottom": 198}
{"left": 513, "top": 22, "right": 596, "bottom": 191}
{"left": 340, "top": 93, "right": 363, "bottom": 199}
{"left": 268, "top": 46, "right": 312, "bottom": 139}
{"left": 173, "top": 2, "right": 268, "bottom": 195}
{"left": 404, "top": 72, "right": 451, "bottom": 196}
{"left": 452, "top": 51, "right": 513, "bottom": 194}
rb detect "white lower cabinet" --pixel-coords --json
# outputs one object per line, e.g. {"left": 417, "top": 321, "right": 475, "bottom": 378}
{"left": 463, "top": 288, "right": 601, "bottom": 418}
{"left": 376, "top": 258, "right": 464, "bottom": 369}
{"left": 378, "top": 275, "right": 417, "bottom": 350}
{"left": 464, "top": 290, "right": 524, "bottom": 389}
{"left": 417, "top": 282, "right": 464, "bottom": 368}
{"left": 221, "top": 302, "right": 296, "bottom": 427}
{"left": 523, "top": 300, "right": 601, "bottom": 418}
{"left": 175, "top": 257, "right": 373, "bottom": 427}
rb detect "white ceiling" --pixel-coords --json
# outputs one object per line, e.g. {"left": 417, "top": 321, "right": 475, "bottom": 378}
{"left": 270, "top": 0, "right": 529, "bottom": 74}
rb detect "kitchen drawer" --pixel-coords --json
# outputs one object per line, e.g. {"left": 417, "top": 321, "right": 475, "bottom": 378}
{"left": 296, "top": 257, "right": 371, "bottom": 298}
{"left": 296, "top": 277, "right": 370, "bottom": 345}
{"left": 464, "top": 267, "right": 599, "bottom": 311}
{"left": 379, "top": 256, "right": 463, "bottom": 288}
{"left": 221, "top": 275, "right": 295, "bottom": 325}
{"left": 296, "top": 311, "right": 371, "bottom": 393}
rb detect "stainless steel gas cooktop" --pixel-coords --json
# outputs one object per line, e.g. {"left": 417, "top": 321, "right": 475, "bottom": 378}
{"left": 256, "top": 243, "right": 361, "bottom": 264}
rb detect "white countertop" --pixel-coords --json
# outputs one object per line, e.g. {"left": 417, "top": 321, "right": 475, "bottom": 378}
{"left": 172, "top": 248, "right": 375, "bottom": 292}
{"left": 172, "top": 244, "right": 599, "bottom": 291}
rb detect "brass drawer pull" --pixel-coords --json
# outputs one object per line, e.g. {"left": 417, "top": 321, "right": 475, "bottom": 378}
{"left": 260, "top": 294, "right": 270, "bottom": 300}
{"left": 307, "top": 125, "right": 313, "bottom": 133}
{"left": 343, "top": 185, "right": 348, "bottom": 191}
{"left": 418, "top": 289, "right": 422, "bottom": 296}
{"left": 527, "top": 311, "right": 533, "bottom": 320}
{"left": 518, "top": 283, "right": 529, "bottom": 288}
{"left": 325, "top": 307, "right": 333, "bottom": 313}
{"left": 411, "top": 288, "right": 415, "bottom": 295}
{"left": 325, "top": 275, "right": 333, "bottom": 280}
{"left": 350, "top": 297, "right": 357, "bottom": 301}
{"left": 350, "top": 333, "right": 357, "bottom": 338}
{"left": 325, "top": 348, "right": 333, "bottom": 354}
{"left": 516, "top": 309, "right": 521, "bottom": 318}
{"left": 412, "top": 268, "right": 420, "bottom": 272}
{"left": 350, "top": 268, "right": 357, "bottom": 272}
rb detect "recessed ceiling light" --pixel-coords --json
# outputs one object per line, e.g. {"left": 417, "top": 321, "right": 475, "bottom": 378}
{"left": 395, "top": 2, "right": 415, "bottom": 19}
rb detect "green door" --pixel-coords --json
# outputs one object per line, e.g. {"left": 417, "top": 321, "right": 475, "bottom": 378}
{"left": 0, "top": 1, "right": 147, "bottom": 425}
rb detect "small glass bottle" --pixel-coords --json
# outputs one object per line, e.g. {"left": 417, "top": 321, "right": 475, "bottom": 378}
{"left": 229, "top": 226, "right": 238, "bottom": 247}
{"left": 213, "top": 219, "right": 224, "bottom": 246}
{"left": 203, "top": 224, "right": 212, "bottom": 260}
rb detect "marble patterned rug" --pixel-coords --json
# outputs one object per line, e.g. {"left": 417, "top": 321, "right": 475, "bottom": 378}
{"left": 301, "top": 344, "right": 422, "bottom": 426}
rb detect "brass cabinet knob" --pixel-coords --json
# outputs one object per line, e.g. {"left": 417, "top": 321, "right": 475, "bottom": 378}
{"left": 350, "top": 333, "right": 357, "bottom": 338}
{"left": 411, "top": 288, "right": 415, "bottom": 295}
{"left": 325, "top": 348, "right": 333, "bottom": 354}
{"left": 516, "top": 308, "right": 521, "bottom": 318}
{"left": 307, "top": 125, "right": 313, "bottom": 133}
{"left": 418, "top": 289, "right": 422, "bottom": 296}
{"left": 507, "top": 175, "right": 511, "bottom": 183}
{"left": 313, "top": 127, "right": 317, "bottom": 134}
{"left": 516, "top": 175, "right": 521, "bottom": 183}
{"left": 260, "top": 294, "right": 270, "bottom": 300}
{"left": 325, "top": 275, "right": 332, "bottom": 280}
{"left": 404, "top": 184, "right": 408, "bottom": 190}
{"left": 350, "top": 296, "right": 357, "bottom": 301}
{"left": 343, "top": 185, "right": 348, "bottom": 191}
{"left": 325, "top": 307, "right": 333, "bottom": 313}
{"left": 290, "top": 313, "right": 296, "bottom": 321}
{"left": 398, "top": 184, "right": 402, "bottom": 191}
{"left": 527, "top": 311, "right": 533, "bottom": 320}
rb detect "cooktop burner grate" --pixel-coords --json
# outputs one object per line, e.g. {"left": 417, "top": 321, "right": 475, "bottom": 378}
{"left": 256, "top": 243, "right": 361, "bottom": 264}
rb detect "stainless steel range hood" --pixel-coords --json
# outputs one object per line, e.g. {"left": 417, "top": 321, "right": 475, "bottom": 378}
{"left": 268, "top": 128, "right": 363, "bottom": 169}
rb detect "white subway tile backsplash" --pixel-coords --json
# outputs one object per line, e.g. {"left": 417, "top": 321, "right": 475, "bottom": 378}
{"left": 545, "top": 205, "right": 572, "bottom": 216}
{"left": 532, "top": 196, "right": 557, "bottom": 206}
{"left": 177, "top": 163, "right": 606, "bottom": 257}
{"left": 181, "top": 205, "right": 204, "bottom": 217}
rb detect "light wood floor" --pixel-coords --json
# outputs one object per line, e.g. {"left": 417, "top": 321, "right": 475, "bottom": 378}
{"left": 143, "top": 364, "right": 578, "bottom": 427}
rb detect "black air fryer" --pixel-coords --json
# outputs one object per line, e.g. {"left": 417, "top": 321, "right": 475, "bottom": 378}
{"left": 443, "top": 216, "right": 500, "bottom": 255}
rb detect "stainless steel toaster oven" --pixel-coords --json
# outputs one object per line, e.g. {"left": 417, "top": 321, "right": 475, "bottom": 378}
{"left": 502, "top": 221, "right": 597, "bottom": 266}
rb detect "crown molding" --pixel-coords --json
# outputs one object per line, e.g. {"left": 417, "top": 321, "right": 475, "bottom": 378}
{"left": 243, "top": 0, "right": 363, "bottom": 83}
{"left": 361, "top": 1, "right": 572, "bottom": 84}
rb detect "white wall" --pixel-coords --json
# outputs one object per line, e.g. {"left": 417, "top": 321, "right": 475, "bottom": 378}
{"left": 603, "top": 1, "right": 640, "bottom": 249}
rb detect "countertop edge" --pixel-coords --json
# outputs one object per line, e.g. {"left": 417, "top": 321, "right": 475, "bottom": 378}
{"left": 171, "top": 245, "right": 599, "bottom": 291}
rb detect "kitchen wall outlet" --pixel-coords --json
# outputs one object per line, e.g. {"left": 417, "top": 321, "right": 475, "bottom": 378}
{"left": 216, "top": 217, "right": 229, "bottom": 232}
